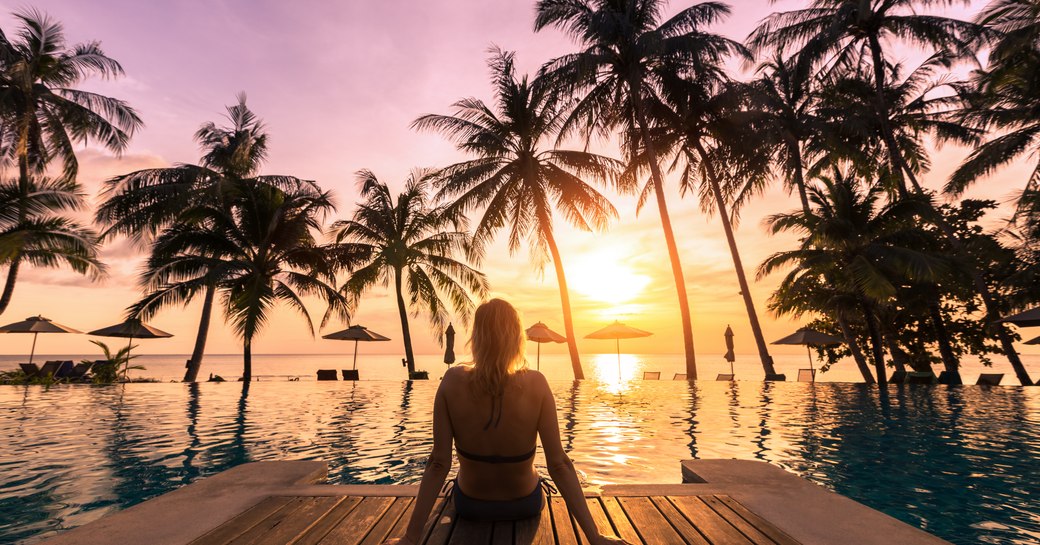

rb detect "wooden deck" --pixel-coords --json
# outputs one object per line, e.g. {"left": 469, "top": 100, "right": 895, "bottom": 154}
{"left": 190, "top": 494, "right": 801, "bottom": 545}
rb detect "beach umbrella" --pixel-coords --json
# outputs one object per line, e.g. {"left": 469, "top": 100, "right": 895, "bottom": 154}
{"left": 723, "top": 325, "right": 736, "bottom": 376}
{"left": 1000, "top": 307, "right": 1040, "bottom": 327}
{"left": 526, "top": 322, "right": 566, "bottom": 371}
{"left": 0, "top": 315, "right": 81, "bottom": 365}
{"left": 444, "top": 323, "right": 456, "bottom": 365}
{"left": 322, "top": 325, "right": 391, "bottom": 370}
{"left": 88, "top": 319, "right": 173, "bottom": 378}
{"left": 772, "top": 328, "right": 844, "bottom": 380}
{"left": 585, "top": 321, "right": 652, "bottom": 380}
{"left": 1025, "top": 336, "right": 1040, "bottom": 345}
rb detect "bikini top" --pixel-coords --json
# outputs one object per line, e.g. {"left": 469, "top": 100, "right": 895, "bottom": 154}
{"left": 455, "top": 393, "right": 536, "bottom": 464}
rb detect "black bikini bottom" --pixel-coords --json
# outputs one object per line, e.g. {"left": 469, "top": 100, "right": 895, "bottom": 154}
{"left": 446, "top": 478, "right": 556, "bottom": 522}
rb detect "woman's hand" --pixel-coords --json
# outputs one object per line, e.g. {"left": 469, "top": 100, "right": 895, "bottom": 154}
{"left": 590, "top": 534, "right": 634, "bottom": 545}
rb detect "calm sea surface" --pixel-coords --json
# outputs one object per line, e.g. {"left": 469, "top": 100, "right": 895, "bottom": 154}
{"left": 1, "top": 354, "right": 1039, "bottom": 545}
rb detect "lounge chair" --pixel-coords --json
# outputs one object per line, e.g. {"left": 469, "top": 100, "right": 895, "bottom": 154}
{"left": 764, "top": 373, "right": 786, "bottom": 381}
{"left": 66, "top": 362, "right": 94, "bottom": 381}
{"left": 937, "top": 371, "right": 962, "bottom": 385}
{"left": 53, "top": 361, "right": 74, "bottom": 379}
{"left": 18, "top": 363, "right": 40, "bottom": 378}
{"left": 715, "top": 373, "right": 734, "bottom": 381}
{"left": 797, "top": 369, "right": 815, "bottom": 382}
{"left": 976, "top": 373, "right": 1003, "bottom": 386}
{"left": 316, "top": 369, "right": 338, "bottom": 381}
{"left": 906, "top": 371, "right": 936, "bottom": 385}
{"left": 889, "top": 370, "right": 908, "bottom": 384}
{"left": 672, "top": 373, "right": 687, "bottom": 380}
{"left": 642, "top": 371, "right": 661, "bottom": 380}
{"left": 37, "top": 361, "right": 61, "bottom": 379}
{"left": 342, "top": 369, "right": 359, "bottom": 381}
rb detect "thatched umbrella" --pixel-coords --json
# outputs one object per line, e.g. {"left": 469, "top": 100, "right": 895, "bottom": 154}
{"left": 526, "top": 322, "right": 566, "bottom": 371}
{"left": 772, "top": 328, "right": 844, "bottom": 380}
{"left": 586, "top": 321, "right": 652, "bottom": 380}
{"left": 1001, "top": 307, "right": 1040, "bottom": 327}
{"left": 723, "top": 325, "right": 736, "bottom": 376}
{"left": 322, "top": 325, "right": 391, "bottom": 372}
{"left": 88, "top": 319, "right": 173, "bottom": 378}
{"left": 444, "top": 323, "right": 456, "bottom": 365}
{"left": 0, "top": 315, "right": 81, "bottom": 364}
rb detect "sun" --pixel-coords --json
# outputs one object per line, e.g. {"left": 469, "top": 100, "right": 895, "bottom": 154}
{"left": 566, "top": 249, "right": 651, "bottom": 307}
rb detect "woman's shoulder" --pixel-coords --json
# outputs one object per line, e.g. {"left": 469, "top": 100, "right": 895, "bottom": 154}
{"left": 514, "top": 368, "right": 549, "bottom": 389}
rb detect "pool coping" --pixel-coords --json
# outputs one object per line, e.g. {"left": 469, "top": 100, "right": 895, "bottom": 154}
{"left": 37, "top": 459, "right": 950, "bottom": 545}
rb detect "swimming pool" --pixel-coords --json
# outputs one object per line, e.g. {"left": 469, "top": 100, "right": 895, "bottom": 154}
{"left": 1, "top": 381, "right": 1037, "bottom": 544}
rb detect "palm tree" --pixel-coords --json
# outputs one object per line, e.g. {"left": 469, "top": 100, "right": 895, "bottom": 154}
{"left": 0, "top": 176, "right": 104, "bottom": 313}
{"left": 412, "top": 49, "right": 620, "bottom": 380}
{"left": 535, "top": 0, "right": 747, "bottom": 378}
{"left": 0, "top": 9, "right": 140, "bottom": 313}
{"left": 641, "top": 72, "right": 778, "bottom": 377}
{"left": 761, "top": 171, "right": 944, "bottom": 385}
{"left": 131, "top": 183, "right": 344, "bottom": 382}
{"left": 330, "top": 170, "right": 489, "bottom": 377}
{"left": 97, "top": 95, "right": 317, "bottom": 382}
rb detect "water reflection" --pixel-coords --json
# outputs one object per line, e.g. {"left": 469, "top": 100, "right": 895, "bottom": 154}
{"left": 590, "top": 353, "right": 641, "bottom": 395}
{"left": 1, "top": 381, "right": 1038, "bottom": 545}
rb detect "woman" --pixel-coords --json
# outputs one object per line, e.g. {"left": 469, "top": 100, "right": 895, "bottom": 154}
{"left": 385, "top": 299, "right": 630, "bottom": 544}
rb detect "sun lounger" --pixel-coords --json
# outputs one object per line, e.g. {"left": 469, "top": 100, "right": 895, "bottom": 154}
{"left": 672, "top": 373, "right": 687, "bottom": 380}
{"left": 715, "top": 373, "right": 734, "bottom": 381}
{"left": 889, "top": 370, "right": 907, "bottom": 384}
{"left": 342, "top": 370, "right": 359, "bottom": 381}
{"left": 37, "top": 361, "right": 61, "bottom": 378}
{"left": 18, "top": 363, "right": 40, "bottom": 378}
{"left": 976, "top": 373, "right": 1003, "bottom": 386}
{"left": 53, "top": 361, "right": 74, "bottom": 378}
{"left": 316, "top": 369, "right": 337, "bottom": 381}
{"left": 937, "top": 370, "right": 962, "bottom": 385}
{"left": 906, "top": 371, "right": 936, "bottom": 385}
{"left": 66, "top": 362, "right": 94, "bottom": 381}
{"left": 797, "top": 369, "right": 815, "bottom": 382}
{"left": 764, "top": 373, "right": 786, "bottom": 381}
{"left": 642, "top": 371, "right": 660, "bottom": 380}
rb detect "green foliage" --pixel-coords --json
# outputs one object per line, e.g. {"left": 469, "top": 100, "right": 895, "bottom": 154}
{"left": 87, "top": 340, "right": 144, "bottom": 384}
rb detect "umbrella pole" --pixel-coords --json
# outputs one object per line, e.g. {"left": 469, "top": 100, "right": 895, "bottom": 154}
{"left": 616, "top": 338, "right": 621, "bottom": 381}
{"left": 537, "top": 343, "right": 541, "bottom": 371}
{"left": 806, "top": 345, "right": 814, "bottom": 382}
{"left": 28, "top": 332, "right": 39, "bottom": 365}
{"left": 123, "top": 335, "right": 134, "bottom": 382}
{"left": 353, "top": 339, "right": 359, "bottom": 371}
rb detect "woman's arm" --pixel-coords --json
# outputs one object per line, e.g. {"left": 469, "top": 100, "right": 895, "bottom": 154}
{"left": 385, "top": 378, "right": 454, "bottom": 544}
{"left": 535, "top": 373, "right": 631, "bottom": 545}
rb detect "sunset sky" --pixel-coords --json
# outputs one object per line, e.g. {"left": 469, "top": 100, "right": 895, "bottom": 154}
{"left": 0, "top": 0, "right": 1035, "bottom": 360}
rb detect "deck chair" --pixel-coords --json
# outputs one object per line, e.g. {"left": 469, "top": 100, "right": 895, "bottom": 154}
{"left": 642, "top": 371, "right": 661, "bottom": 380}
{"left": 672, "top": 373, "right": 687, "bottom": 380}
{"left": 937, "top": 371, "right": 962, "bottom": 385}
{"left": 797, "top": 369, "right": 815, "bottom": 382}
{"left": 976, "top": 373, "right": 1003, "bottom": 386}
{"left": 53, "top": 361, "right": 74, "bottom": 378}
{"left": 18, "top": 363, "right": 40, "bottom": 377}
{"left": 764, "top": 373, "right": 786, "bottom": 381}
{"left": 316, "top": 369, "right": 338, "bottom": 381}
{"left": 66, "top": 362, "right": 94, "bottom": 381}
{"left": 37, "top": 361, "right": 61, "bottom": 378}
{"left": 715, "top": 373, "right": 734, "bottom": 381}
{"left": 906, "top": 371, "right": 936, "bottom": 385}
{"left": 889, "top": 370, "right": 908, "bottom": 384}
{"left": 341, "top": 370, "right": 359, "bottom": 381}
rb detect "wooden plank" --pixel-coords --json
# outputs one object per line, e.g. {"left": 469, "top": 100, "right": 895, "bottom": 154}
{"left": 550, "top": 496, "right": 581, "bottom": 545}
{"left": 359, "top": 498, "right": 413, "bottom": 545}
{"left": 227, "top": 497, "right": 312, "bottom": 545}
{"left": 515, "top": 497, "right": 554, "bottom": 545}
{"left": 600, "top": 497, "right": 644, "bottom": 544}
{"left": 190, "top": 496, "right": 295, "bottom": 545}
{"left": 252, "top": 496, "right": 345, "bottom": 545}
{"left": 292, "top": 496, "right": 363, "bottom": 545}
{"left": 424, "top": 498, "right": 457, "bottom": 545}
{"left": 490, "top": 521, "right": 513, "bottom": 545}
{"left": 648, "top": 497, "right": 710, "bottom": 545}
{"left": 584, "top": 497, "right": 614, "bottom": 545}
{"left": 669, "top": 496, "right": 753, "bottom": 545}
{"left": 447, "top": 516, "right": 493, "bottom": 544}
{"left": 617, "top": 496, "right": 685, "bottom": 545}
{"left": 701, "top": 496, "right": 774, "bottom": 545}
{"left": 713, "top": 496, "right": 801, "bottom": 545}
{"left": 714, "top": 496, "right": 800, "bottom": 545}
{"left": 317, "top": 496, "right": 396, "bottom": 545}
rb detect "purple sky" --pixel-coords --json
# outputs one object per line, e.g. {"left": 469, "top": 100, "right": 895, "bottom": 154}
{"left": 2, "top": 0, "right": 1033, "bottom": 361}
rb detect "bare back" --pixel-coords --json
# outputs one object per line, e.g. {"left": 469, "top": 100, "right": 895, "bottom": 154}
{"left": 440, "top": 365, "right": 546, "bottom": 500}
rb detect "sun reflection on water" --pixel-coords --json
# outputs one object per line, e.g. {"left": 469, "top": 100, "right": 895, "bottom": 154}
{"left": 590, "top": 352, "right": 642, "bottom": 395}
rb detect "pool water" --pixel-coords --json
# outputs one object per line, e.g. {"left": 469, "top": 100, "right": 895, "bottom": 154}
{"left": 1, "top": 381, "right": 1038, "bottom": 544}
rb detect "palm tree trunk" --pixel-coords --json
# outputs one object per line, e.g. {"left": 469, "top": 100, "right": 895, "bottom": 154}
{"left": 544, "top": 228, "right": 584, "bottom": 380}
{"left": 632, "top": 94, "right": 697, "bottom": 378}
{"left": 182, "top": 283, "right": 216, "bottom": 382}
{"left": 867, "top": 36, "right": 1033, "bottom": 385}
{"left": 928, "top": 299, "right": 961, "bottom": 383}
{"left": 837, "top": 314, "right": 876, "bottom": 384}
{"left": 243, "top": 338, "right": 252, "bottom": 382}
{"left": 0, "top": 256, "right": 22, "bottom": 316}
{"left": 788, "top": 140, "right": 812, "bottom": 214}
{"left": 862, "top": 304, "right": 888, "bottom": 386}
{"left": 697, "top": 145, "right": 776, "bottom": 376}
{"left": 394, "top": 267, "right": 416, "bottom": 375}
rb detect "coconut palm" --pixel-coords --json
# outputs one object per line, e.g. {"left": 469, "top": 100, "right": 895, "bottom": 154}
{"left": 0, "top": 9, "right": 140, "bottom": 314}
{"left": 535, "top": 0, "right": 747, "bottom": 378}
{"left": 412, "top": 49, "right": 620, "bottom": 380}
{"left": 96, "top": 95, "right": 318, "bottom": 382}
{"left": 0, "top": 176, "right": 104, "bottom": 313}
{"left": 131, "top": 183, "right": 344, "bottom": 382}
{"left": 761, "top": 171, "right": 944, "bottom": 385}
{"left": 330, "top": 170, "right": 489, "bottom": 376}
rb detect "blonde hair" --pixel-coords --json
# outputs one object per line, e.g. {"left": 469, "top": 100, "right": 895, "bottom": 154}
{"left": 470, "top": 298, "right": 526, "bottom": 396}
